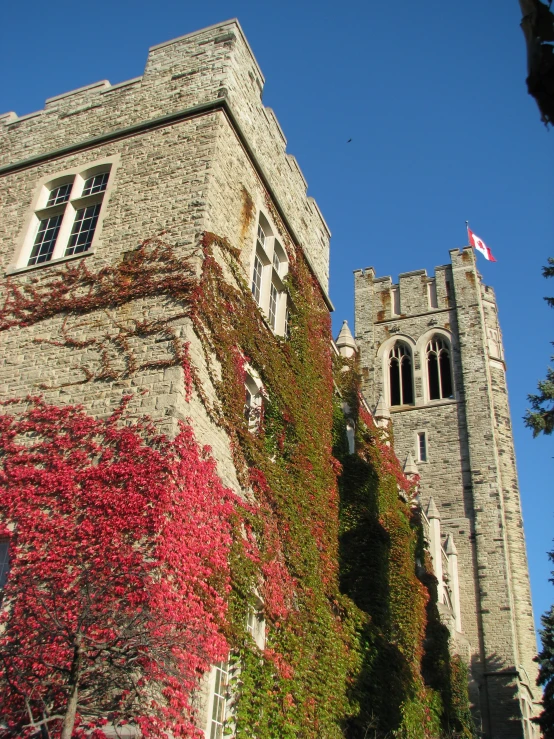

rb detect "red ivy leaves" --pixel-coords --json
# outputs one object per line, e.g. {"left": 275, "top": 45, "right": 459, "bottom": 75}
{"left": 0, "top": 396, "right": 239, "bottom": 738}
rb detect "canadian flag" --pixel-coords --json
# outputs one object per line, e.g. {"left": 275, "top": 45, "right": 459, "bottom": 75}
{"left": 467, "top": 226, "right": 497, "bottom": 262}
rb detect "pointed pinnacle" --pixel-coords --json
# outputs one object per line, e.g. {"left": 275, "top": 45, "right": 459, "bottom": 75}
{"left": 335, "top": 320, "right": 357, "bottom": 351}
{"left": 445, "top": 533, "right": 458, "bottom": 556}
{"left": 374, "top": 395, "right": 390, "bottom": 420}
{"left": 426, "top": 496, "right": 440, "bottom": 520}
{"left": 403, "top": 451, "right": 418, "bottom": 476}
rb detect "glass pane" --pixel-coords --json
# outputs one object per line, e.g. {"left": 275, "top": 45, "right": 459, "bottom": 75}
{"left": 418, "top": 433, "right": 427, "bottom": 462}
{"left": 82, "top": 172, "right": 109, "bottom": 196}
{"left": 439, "top": 352, "right": 453, "bottom": 398}
{"left": 65, "top": 204, "right": 100, "bottom": 256}
{"left": 251, "top": 255, "right": 263, "bottom": 305}
{"left": 209, "top": 662, "right": 228, "bottom": 739}
{"left": 257, "top": 222, "right": 266, "bottom": 248}
{"left": 0, "top": 541, "right": 9, "bottom": 589}
{"left": 390, "top": 358, "right": 401, "bottom": 406}
{"left": 269, "top": 282, "right": 278, "bottom": 330}
{"left": 46, "top": 183, "right": 72, "bottom": 207}
{"left": 28, "top": 214, "right": 63, "bottom": 265}
{"left": 401, "top": 357, "right": 414, "bottom": 405}
{"left": 428, "top": 354, "right": 440, "bottom": 400}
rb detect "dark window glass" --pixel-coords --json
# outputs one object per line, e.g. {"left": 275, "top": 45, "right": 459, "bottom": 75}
{"left": 426, "top": 338, "right": 453, "bottom": 400}
{"left": 28, "top": 215, "right": 63, "bottom": 265}
{"left": 0, "top": 541, "right": 9, "bottom": 589}
{"left": 251, "top": 254, "right": 263, "bottom": 305}
{"left": 418, "top": 432, "right": 427, "bottom": 462}
{"left": 82, "top": 172, "right": 109, "bottom": 196}
{"left": 389, "top": 343, "right": 413, "bottom": 406}
{"left": 439, "top": 351, "right": 453, "bottom": 398}
{"left": 65, "top": 204, "right": 101, "bottom": 256}
{"left": 46, "top": 183, "right": 72, "bottom": 207}
{"left": 269, "top": 282, "right": 278, "bottom": 330}
{"left": 428, "top": 353, "right": 440, "bottom": 400}
{"left": 390, "top": 358, "right": 401, "bottom": 406}
{"left": 401, "top": 355, "right": 414, "bottom": 404}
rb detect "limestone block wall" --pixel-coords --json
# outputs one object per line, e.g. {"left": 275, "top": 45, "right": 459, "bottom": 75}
{"left": 0, "top": 109, "right": 243, "bottom": 493}
{"left": 354, "top": 247, "right": 540, "bottom": 738}
{"left": 0, "top": 20, "right": 331, "bottom": 493}
{"left": 0, "top": 19, "right": 330, "bottom": 295}
{"left": 480, "top": 285, "right": 539, "bottom": 713}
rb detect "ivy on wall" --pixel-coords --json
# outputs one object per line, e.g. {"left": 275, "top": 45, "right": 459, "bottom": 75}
{"left": 334, "top": 360, "right": 475, "bottom": 738}
{"left": 0, "top": 190, "right": 473, "bottom": 737}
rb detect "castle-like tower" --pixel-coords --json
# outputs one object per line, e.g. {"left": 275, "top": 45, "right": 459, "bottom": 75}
{"left": 354, "top": 248, "right": 540, "bottom": 739}
{"left": 0, "top": 20, "right": 331, "bottom": 737}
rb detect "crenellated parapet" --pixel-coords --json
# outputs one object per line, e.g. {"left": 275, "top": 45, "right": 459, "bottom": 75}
{"left": 0, "top": 20, "right": 330, "bottom": 294}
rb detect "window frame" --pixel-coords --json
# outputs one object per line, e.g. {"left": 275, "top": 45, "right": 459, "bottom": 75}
{"left": 205, "top": 660, "right": 230, "bottom": 739}
{"left": 414, "top": 329, "right": 456, "bottom": 406}
{"left": 378, "top": 334, "right": 417, "bottom": 410}
{"left": 416, "top": 431, "right": 428, "bottom": 463}
{"left": 9, "top": 155, "right": 119, "bottom": 274}
{"left": 388, "top": 341, "right": 415, "bottom": 407}
{"left": 249, "top": 211, "right": 289, "bottom": 336}
{"left": 0, "top": 539, "right": 9, "bottom": 591}
{"left": 425, "top": 335, "right": 454, "bottom": 402}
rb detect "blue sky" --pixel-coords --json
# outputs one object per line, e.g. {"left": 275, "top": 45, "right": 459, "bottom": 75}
{"left": 1, "top": 0, "right": 553, "bottom": 638}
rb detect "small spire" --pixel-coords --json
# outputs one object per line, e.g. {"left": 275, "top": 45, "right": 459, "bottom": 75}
{"left": 374, "top": 395, "right": 390, "bottom": 421}
{"left": 403, "top": 451, "right": 418, "bottom": 476}
{"left": 426, "top": 497, "right": 440, "bottom": 520}
{"left": 445, "top": 533, "right": 458, "bottom": 556}
{"left": 336, "top": 320, "right": 357, "bottom": 357}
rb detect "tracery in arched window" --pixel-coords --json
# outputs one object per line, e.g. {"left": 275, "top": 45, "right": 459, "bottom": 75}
{"left": 426, "top": 337, "right": 453, "bottom": 400}
{"left": 389, "top": 343, "right": 414, "bottom": 406}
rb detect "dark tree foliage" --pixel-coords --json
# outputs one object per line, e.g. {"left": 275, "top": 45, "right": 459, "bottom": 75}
{"left": 519, "top": 0, "right": 554, "bottom": 126}
{"left": 535, "top": 549, "right": 554, "bottom": 737}
{"left": 525, "top": 258, "right": 554, "bottom": 436}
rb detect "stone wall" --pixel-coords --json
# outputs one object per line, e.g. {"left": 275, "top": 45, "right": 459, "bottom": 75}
{"left": 0, "top": 18, "right": 331, "bottom": 488}
{"left": 0, "top": 21, "right": 334, "bottom": 737}
{"left": 0, "top": 19, "right": 330, "bottom": 294}
{"left": 354, "top": 247, "right": 540, "bottom": 738}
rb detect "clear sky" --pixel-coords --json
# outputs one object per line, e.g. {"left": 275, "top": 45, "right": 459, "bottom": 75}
{"left": 1, "top": 0, "right": 552, "bottom": 640}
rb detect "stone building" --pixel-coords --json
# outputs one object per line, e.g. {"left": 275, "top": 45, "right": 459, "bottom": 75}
{"left": 353, "top": 250, "right": 541, "bottom": 738}
{"left": 0, "top": 19, "right": 332, "bottom": 738}
{"left": 0, "top": 17, "right": 331, "bottom": 506}
{"left": 0, "top": 16, "right": 541, "bottom": 739}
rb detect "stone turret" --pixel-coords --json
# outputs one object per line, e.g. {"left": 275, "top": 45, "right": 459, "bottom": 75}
{"left": 336, "top": 320, "right": 357, "bottom": 358}
{"left": 354, "top": 249, "right": 540, "bottom": 736}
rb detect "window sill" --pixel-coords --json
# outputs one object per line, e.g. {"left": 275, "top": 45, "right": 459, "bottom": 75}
{"left": 6, "top": 249, "right": 95, "bottom": 277}
{"left": 390, "top": 398, "right": 458, "bottom": 413}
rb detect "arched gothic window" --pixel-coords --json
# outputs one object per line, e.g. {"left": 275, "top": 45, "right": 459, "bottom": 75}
{"left": 426, "top": 337, "right": 453, "bottom": 400}
{"left": 389, "top": 343, "right": 414, "bottom": 406}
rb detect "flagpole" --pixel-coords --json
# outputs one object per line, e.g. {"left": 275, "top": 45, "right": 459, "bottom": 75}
{"left": 465, "top": 220, "right": 469, "bottom": 245}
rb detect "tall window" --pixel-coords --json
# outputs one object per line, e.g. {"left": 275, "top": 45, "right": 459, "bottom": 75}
{"left": 389, "top": 343, "right": 414, "bottom": 406}
{"left": 246, "top": 604, "right": 266, "bottom": 649}
{"left": 417, "top": 431, "right": 427, "bottom": 462}
{"left": 426, "top": 337, "right": 453, "bottom": 400}
{"left": 251, "top": 253, "right": 263, "bottom": 304}
{"left": 250, "top": 215, "right": 289, "bottom": 336}
{"left": 0, "top": 540, "right": 8, "bottom": 589}
{"left": 20, "top": 165, "right": 112, "bottom": 269}
{"left": 209, "top": 661, "right": 229, "bottom": 739}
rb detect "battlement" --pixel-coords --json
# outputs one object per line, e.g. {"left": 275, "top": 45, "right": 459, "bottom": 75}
{"left": 0, "top": 19, "right": 330, "bottom": 291}
{"left": 353, "top": 247, "right": 495, "bottom": 323}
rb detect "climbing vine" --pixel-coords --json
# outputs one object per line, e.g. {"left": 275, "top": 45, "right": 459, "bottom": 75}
{"left": 0, "top": 192, "right": 473, "bottom": 737}
{"left": 0, "top": 395, "right": 238, "bottom": 738}
{"left": 333, "top": 358, "right": 474, "bottom": 738}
